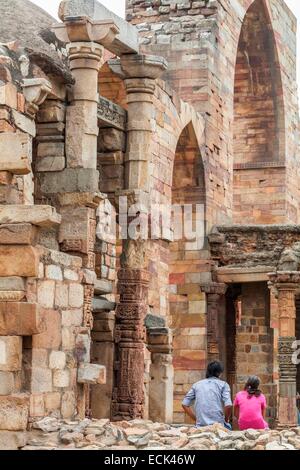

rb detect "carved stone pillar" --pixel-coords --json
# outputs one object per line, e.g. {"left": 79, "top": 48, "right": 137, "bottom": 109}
{"left": 203, "top": 283, "right": 227, "bottom": 363}
{"left": 268, "top": 272, "right": 299, "bottom": 428}
{"left": 112, "top": 268, "right": 150, "bottom": 421}
{"left": 53, "top": 17, "right": 119, "bottom": 169}
{"left": 147, "top": 327, "right": 174, "bottom": 423}
{"left": 120, "top": 54, "right": 168, "bottom": 191}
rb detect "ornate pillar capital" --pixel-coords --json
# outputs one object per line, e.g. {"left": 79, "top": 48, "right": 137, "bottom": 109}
{"left": 52, "top": 16, "right": 119, "bottom": 49}
{"left": 67, "top": 42, "right": 104, "bottom": 71}
{"left": 120, "top": 54, "right": 168, "bottom": 81}
{"left": 268, "top": 271, "right": 300, "bottom": 290}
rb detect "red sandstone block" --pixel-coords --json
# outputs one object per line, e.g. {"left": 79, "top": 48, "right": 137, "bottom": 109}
{"left": 169, "top": 273, "right": 185, "bottom": 285}
{"left": 0, "top": 303, "right": 44, "bottom": 336}
{"left": 0, "top": 246, "right": 39, "bottom": 277}
{"left": 32, "top": 309, "right": 61, "bottom": 349}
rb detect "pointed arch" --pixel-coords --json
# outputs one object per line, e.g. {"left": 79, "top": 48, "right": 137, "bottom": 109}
{"left": 233, "top": 0, "right": 286, "bottom": 223}
{"left": 169, "top": 121, "right": 207, "bottom": 424}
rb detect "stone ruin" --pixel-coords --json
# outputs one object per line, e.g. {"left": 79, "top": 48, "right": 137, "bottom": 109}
{"left": 0, "top": 0, "right": 300, "bottom": 449}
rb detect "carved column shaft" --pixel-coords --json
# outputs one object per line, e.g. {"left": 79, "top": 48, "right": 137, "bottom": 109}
{"left": 203, "top": 283, "right": 227, "bottom": 363}
{"left": 52, "top": 17, "right": 119, "bottom": 170}
{"left": 112, "top": 268, "right": 150, "bottom": 421}
{"left": 268, "top": 273, "right": 299, "bottom": 428}
{"left": 66, "top": 42, "right": 104, "bottom": 169}
{"left": 147, "top": 328, "right": 174, "bottom": 424}
{"left": 120, "top": 54, "right": 168, "bottom": 191}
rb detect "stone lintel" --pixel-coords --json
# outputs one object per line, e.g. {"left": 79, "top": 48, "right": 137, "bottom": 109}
{"left": 0, "top": 206, "right": 61, "bottom": 228}
{"left": 0, "top": 303, "right": 44, "bottom": 336}
{"left": 216, "top": 266, "right": 272, "bottom": 284}
{"left": 58, "top": 0, "right": 139, "bottom": 55}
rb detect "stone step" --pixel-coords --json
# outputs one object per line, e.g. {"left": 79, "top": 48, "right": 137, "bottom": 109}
{"left": 93, "top": 297, "right": 116, "bottom": 313}
{"left": 94, "top": 279, "right": 113, "bottom": 296}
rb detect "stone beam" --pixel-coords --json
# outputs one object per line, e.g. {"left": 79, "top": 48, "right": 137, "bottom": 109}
{"left": 216, "top": 266, "right": 273, "bottom": 283}
{"left": 0, "top": 206, "right": 61, "bottom": 228}
{"left": 58, "top": 0, "right": 139, "bottom": 55}
{"left": 98, "top": 96, "right": 127, "bottom": 131}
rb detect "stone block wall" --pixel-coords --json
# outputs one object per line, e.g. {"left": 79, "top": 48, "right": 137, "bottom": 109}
{"left": 127, "top": 0, "right": 300, "bottom": 225}
{"left": 235, "top": 283, "right": 276, "bottom": 427}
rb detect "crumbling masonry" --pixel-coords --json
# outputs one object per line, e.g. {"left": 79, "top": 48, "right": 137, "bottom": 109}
{"left": 0, "top": 0, "right": 299, "bottom": 447}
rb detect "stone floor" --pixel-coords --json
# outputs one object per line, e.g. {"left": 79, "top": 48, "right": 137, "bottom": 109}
{"left": 4, "top": 418, "right": 300, "bottom": 450}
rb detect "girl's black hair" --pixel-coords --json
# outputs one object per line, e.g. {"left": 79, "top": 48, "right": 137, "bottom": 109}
{"left": 244, "top": 376, "right": 262, "bottom": 398}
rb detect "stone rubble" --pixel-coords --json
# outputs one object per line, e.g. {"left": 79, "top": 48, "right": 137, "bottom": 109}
{"left": 16, "top": 419, "right": 300, "bottom": 451}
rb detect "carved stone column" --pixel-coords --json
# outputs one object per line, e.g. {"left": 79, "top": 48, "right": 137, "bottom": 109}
{"left": 120, "top": 54, "right": 168, "bottom": 191}
{"left": 202, "top": 283, "right": 227, "bottom": 363}
{"left": 53, "top": 17, "right": 119, "bottom": 169}
{"left": 112, "top": 268, "right": 150, "bottom": 421}
{"left": 147, "top": 327, "right": 174, "bottom": 423}
{"left": 268, "top": 272, "right": 299, "bottom": 428}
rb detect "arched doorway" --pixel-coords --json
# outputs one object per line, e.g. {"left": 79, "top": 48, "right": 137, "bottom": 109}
{"left": 169, "top": 122, "right": 207, "bottom": 424}
{"left": 233, "top": 0, "right": 285, "bottom": 224}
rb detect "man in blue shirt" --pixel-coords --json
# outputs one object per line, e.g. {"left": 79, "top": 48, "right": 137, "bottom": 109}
{"left": 182, "top": 361, "right": 233, "bottom": 428}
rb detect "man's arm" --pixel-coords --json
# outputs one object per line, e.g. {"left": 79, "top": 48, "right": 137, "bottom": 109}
{"left": 182, "top": 405, "right": 196, "bottom": 423}
{"left": 182, "top": 385, "right": 196, "bottom": 423}
{"left": 234, "top": 404, "right": 239, "bottom": 420}
{"left": 225, "top": 405, "right": 232, "bottom": 423}
{"left": 222, "top": 383, "right": 233, "bottom": 423}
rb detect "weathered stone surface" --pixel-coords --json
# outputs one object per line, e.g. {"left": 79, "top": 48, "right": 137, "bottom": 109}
{"left": 0, "top": 336, "right": 22, "bottom": 372}
{"left": 94, "top": 279, "right": 113, "bottom": 295}
{"left": 0, "top": 395, "right": 29, "bottom": 431}
{"left": 53, "top": 370, "right": 70, "bottom": 388}
{"left": 0, "top": 371, "right": 16, "bottom": 395}
{"left": 36, "top": 156, "right": 65, "bottom": 172}
{"left": 0, "top": 277, "right": 25, "bottom": 291}
{"left": 0, "top": 132, "right": 31, "bottom": 175}
{"left": 39, "top": 169, "right": 100, "bottom": 194}
{"left": 0, "top": 224, "right": 38, "bottom": 245}
{"left": 11, "top": 109, "right": 36, "bottom": 137}
{"left": 0, "top": 431, "right": 27, "bottom": 450}
{"left": 0, "top": 205, "right": 61, "bottom": 227}
{"left": 77, "top": 364, "right": 106, "bottom": 385}
{"left": 49, "top": 351, "right": 66, "bottom": 370}
{"left": 0, "top": 246, "right": 39, "bottom": 277}
{"left": 0, "top": 302, "right": 43, "bottom": 336}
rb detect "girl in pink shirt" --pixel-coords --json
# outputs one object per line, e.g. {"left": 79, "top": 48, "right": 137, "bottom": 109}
{"left": 234, "top": 376, "right": 268, "bottom": 431}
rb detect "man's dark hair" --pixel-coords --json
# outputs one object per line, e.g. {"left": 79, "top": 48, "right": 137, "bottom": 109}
{"left": 206, "top": 361, "right": 224, "bottom": 378}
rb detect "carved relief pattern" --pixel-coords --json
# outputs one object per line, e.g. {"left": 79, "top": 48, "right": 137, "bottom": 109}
{"left": 278, "top": 336, "right": 297, "bottom": 383}
{"left": 83, "top": 285, "right": 94, "bottom": 329}
{"left": 112, "top": 268, "right": 150, "bottom": 421}
{"left": 207, "top": 293, "right": 220, "bottom": 361}
{"left": 98, "top": 96, "right": 127, "bottom": 131}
